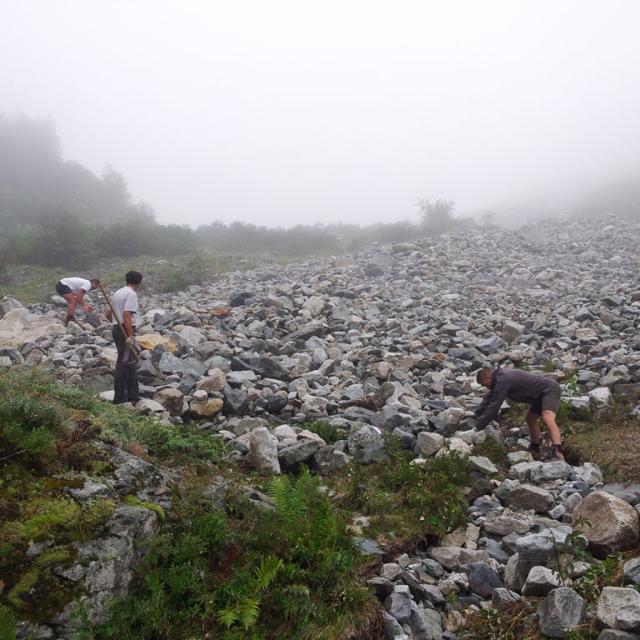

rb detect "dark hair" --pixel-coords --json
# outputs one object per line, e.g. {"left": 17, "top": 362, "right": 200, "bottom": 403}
{"left": 90, "top": 278, "right": 101, "bottom": 285}
{"left": 125, "top": 270, "right": 143, "bottom": 285}
{"left": 476, "top": 367, "right": 493, "bottom": 383}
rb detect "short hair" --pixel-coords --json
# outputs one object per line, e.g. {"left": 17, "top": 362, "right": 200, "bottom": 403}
{"left": 90, "top": 278, "right": 101, "bottom": 285}
{"left": 476, "top": 368, "right": 493, "bottom": 383}
{"left": 125, "top": 270, "right": 143, "bottom": 285}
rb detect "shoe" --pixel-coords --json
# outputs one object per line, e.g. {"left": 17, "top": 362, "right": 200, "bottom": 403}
{"left": 528, "top": 443, "right": 541, "bottom": 460}
{"left": 544, "top": 445, "right": 565, "bottom": 461}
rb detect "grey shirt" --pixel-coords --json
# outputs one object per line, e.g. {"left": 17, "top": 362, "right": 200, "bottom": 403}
{"left": 110, "top": 286, "right": 139, "bottom": 327}
{"left": 475, "top": 367, "right": 560, "bottom": 429}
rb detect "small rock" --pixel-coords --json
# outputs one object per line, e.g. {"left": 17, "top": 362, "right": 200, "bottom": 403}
{"left": 522, "top": 566, "right": 562, "bottom": 597}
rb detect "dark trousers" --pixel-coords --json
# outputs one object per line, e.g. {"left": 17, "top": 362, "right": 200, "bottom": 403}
{"left": 112, "top": 325, "right": 140, "bottom": 404}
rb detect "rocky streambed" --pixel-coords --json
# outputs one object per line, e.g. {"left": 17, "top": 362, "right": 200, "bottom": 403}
{"left": 1, "top": 214, "right": 640, "bottom": 639}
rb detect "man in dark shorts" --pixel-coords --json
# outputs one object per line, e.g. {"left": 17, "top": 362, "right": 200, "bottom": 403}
{"left": 475, "top": 367, "right": 564, "bottom": 460}
{"left": 55, "top": 277, "right": 101, "bottom": 325}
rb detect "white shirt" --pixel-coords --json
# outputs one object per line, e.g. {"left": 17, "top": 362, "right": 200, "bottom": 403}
{"left": 111, "top": 286, "right": 140, "bottom": 327}
{"left": 60, "top": 277, "right": 92, "bottom": 292}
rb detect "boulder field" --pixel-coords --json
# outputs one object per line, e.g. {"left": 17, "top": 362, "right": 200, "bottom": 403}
{"left": 2, "top": 214, "right": 640, "bottom": 639}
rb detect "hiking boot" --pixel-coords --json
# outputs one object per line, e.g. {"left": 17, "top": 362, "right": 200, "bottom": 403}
{"left": 544, "top": 445, "right": 565, "bottom": 461}
{"left": 528, "top": 443, "right": 541, "bottom": 460}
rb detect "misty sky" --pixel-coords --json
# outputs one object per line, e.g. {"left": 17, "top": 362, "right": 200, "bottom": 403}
{"left": 1, "top": 0, "right": 640, "bottom": 227}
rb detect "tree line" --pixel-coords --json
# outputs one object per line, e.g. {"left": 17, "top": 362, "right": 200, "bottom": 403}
{"left": 0, "top": 114, "right": 473, "bottom": 270}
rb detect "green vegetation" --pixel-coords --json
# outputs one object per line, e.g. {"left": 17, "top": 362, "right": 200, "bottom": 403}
{"left": 302, "top": 420, "right": 349, "bottom": 445}
{"left": 0, "top": 368, "right": 226, "bottom": 622}
{"left": 95, "top": 470, "right": 375, "bottom": 640}
{"left": 330, "top": 437, "right": 471, "bottom": 543}
{"left": 123, "top": 496, "right": 166, "bottom": 522}
{"left": 0, "top": 369, "right": 477, "bottom": 637}
{"left": 561, "top": 397, "right": 639, "bottom": 482}
{"left": 472, "top": 437, "right": 508, "bottom": 473}
{"left": 0, "top": 604, "right": 16, "bottom": 640}
{"left": 462, "top": 554, "right": 624, "bottom": 640}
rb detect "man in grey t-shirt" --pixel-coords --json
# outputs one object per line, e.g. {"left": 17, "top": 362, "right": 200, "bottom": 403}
{"left": 475, "top": 367, "right": 564, "bottom": 460}
{"left": 105, "top": 271, "right": 143, "bottom": 404}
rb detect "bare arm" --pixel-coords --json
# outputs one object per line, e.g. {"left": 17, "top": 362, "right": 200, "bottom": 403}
{"left": 476, "top": 378, "right": 511, "bottom": 429}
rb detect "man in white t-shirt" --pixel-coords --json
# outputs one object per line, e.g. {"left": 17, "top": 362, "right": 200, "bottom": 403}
{"left": 105, "top": 270, "right": 143, "bottom": 404}
{"left": 55, "top": 277, "right": 100, "bottom": 325}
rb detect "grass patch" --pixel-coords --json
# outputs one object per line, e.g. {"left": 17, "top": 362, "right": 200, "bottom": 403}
{"left": 562, "top": 398, "right": 640, "bottom": 482}
{"left": 329, "top": 437, "right": 471, "bottom": 544}
{"left": 302, "top": 420, "right": 349, "bottom": 445}
{"left": 0, "top": 368, "right": 227, "bottom": 623}
{"left": 93, "top": 470, "right": 375, "bottom": 640}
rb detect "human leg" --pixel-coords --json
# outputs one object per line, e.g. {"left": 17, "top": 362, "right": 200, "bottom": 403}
{"left": 541, "top": 410, "right": 562, "bottom": 446}
{"left": 526, "top": 410, "right": 541, "bottom": 443}
{"left": 124, "top": 356, "right": 140, "bottom": 403}
{"left": 63, "top": 292, "right": 76, "bottom": 324}
{"left": 526, "top": 410, "right": 542, "bottom": 459}
{"left": 112, "top": 326, "right": 128, "bottom": 404}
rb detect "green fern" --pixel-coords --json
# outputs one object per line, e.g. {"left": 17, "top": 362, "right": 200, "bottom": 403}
{"left": 0, "top": 604, "right": 16, "bottom": 640}
{"left": 237, "top": 597, "right": 260, "bottom": 630}
{"left": 254, "top": 555, "right": 283, "bottom": 590}
{"left": 218, "top": 607, "right": 240, "bottom": 628}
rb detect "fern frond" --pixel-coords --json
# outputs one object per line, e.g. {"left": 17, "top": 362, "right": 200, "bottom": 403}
{"left": 0, "top": 604, "right": 16, "bottom": 640}
{"left": 238, "top": 597, "right": 260, "bottom": 630}
{"left": 218, "top": 607, "right": 240, "bottom": 628}
{"left": 254, "top": 555, "right": 282, "bottom": 590}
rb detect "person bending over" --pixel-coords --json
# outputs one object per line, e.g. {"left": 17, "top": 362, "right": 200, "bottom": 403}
{"left": 55, "top": 277, "right": 100, "bottom": 325}
{"left": 475, "top": 367, "right": 564, "bottom": 460}
{"left": 105, "top": 271, "right": 143, "bottom": 405}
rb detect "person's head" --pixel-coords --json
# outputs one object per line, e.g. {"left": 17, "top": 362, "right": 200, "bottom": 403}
{"left": 89, "top": 278, "right": 101, "bottom": 290}
{"left": 125, "top": 270, "right": 143, "bottom": 288}
{"left": 476, "top": 367, "right": 494, "bottom": 389}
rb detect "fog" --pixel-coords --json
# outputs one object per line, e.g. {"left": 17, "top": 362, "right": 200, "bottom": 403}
{"left": 2, "top": 0, "right": 639, "bottom": 227}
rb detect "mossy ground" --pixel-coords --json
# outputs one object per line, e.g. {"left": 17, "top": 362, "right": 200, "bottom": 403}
{"left": 0, "top": 368, "right": 226, "bottom": 624}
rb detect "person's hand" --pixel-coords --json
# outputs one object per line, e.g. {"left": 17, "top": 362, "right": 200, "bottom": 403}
{"left": 83, "top": 304, "right": 93, "bottom": 313}
{"left": 125, "top": 336, "right": 137, "bottom": 349}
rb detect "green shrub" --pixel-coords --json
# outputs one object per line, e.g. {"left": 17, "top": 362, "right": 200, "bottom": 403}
{"left": 334, "top": 440, "right": 471, "bottom": 540}
{"left": 96, "top": 471, "right": 370, "bottom": 640}
{"left": 302, "top": 420, "right": 347, "bottom": 445}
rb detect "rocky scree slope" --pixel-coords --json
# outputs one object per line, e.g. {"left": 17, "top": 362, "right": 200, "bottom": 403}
{"left": 0, "top": 215, "right": 640, "bottom": 639}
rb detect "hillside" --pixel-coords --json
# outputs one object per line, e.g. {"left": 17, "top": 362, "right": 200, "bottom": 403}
{"left": 1, "top": 215, "right": 640, "bottom": 640}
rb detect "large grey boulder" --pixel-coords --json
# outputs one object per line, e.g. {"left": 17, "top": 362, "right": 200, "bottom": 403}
{"left": 248, "top": 427, "right": 281, "bottom": 474}
{"left": 597, "top": 587, "right": 640, "bottom": 631}
{"left": 537, "top": 587, "right": 587, "bottom": 638}
{"left": 573, "top": 491, "right": 640, "bottom": 555}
